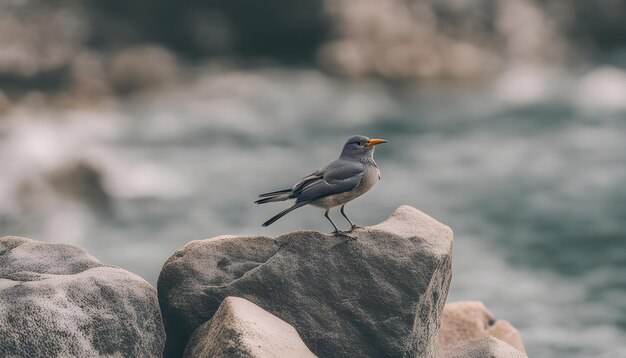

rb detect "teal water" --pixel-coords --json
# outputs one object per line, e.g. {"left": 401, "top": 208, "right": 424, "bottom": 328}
{"left": 1, "top": 68, "right": 625, "bottom": 357}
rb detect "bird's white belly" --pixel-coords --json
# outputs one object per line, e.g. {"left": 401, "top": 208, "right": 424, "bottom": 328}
{"left": 311, "top": 166, "right": 379, "bottom": 209}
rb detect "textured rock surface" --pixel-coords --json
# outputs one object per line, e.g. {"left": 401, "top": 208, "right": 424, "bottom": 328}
{"left": 438, "top": 301, "right": 526, "bottom": 356}
{"left": 0, "top": 236, "right": 165, "bottom": 357}
{"left": 183, "top": 296, "right": 316, "bottom": 358}
{"left": 159, "top": 205, "right": 453, "bottom": 357}
{"left": 445, "top": 336, "right": 527, "bottom": 358}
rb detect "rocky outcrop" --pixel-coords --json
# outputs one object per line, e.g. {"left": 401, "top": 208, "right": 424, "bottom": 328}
{"left": 183, "top": 296, "right": 316, "bottom": 358}
{"left": 0, "top": 236, "right": 165, "bottom": 357}
{"left": 158, "top": 205, "right": 454, "bottom": 357}
{"left": 438, "top": 301, "right": 526, "bottom": 357}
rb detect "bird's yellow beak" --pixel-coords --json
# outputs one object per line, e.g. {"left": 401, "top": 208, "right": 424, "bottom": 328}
{"left": 366, "top": 138, "right": 388, "bottom": 147}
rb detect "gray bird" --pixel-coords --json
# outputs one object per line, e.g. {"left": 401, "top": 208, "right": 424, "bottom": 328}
{"left": 255, "top": 135, "right": 387, "bottom": 236}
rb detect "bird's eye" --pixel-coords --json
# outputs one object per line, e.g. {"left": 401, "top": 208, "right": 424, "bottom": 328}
{"left": 355, "top": 141, "right": 361, "bottom": 146}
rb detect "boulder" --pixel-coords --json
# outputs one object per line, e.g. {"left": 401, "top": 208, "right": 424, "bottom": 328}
{"left": 446, "top": 336, "right": 527, "bottom": 358}
{"left": 183, "top": 296, "right": 316, "bottom": 357}
{"left": 0, "top": 236, "right": 165, "bottom": 357}
{"left": 438, "top": 301, "right": 526, "bottom": 356}
{"left": 158, "top": 205, "right": 454, "bottom": 357}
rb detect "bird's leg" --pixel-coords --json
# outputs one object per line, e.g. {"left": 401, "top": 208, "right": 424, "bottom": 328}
{"left": 325, "top": 209, "right": 356, "bottom": 239}
{"left": 341, "top": 205, "right": 362, "bottom": 232}
{"left": 324, "top": 209, "right": 341, "bottom": 232}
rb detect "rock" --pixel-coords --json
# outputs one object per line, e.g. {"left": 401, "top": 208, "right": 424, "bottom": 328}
{"left": 183, "top": 296, "right": 316, "bottom": 357}
{"left": 0, "top": 90, "right": 11, "bottom": 113}
{"left": 45, "top": 160, "right": 112, "bottom": 214}
{"left": 0, "top": 236, "right": 165, "bottom": 357}
{"left": 438, "top": 301, "right": 526, "bottom": 356}
{"left": 446, "top": 336, "right": 527, "bottom": 358}
{"left": 319, "top": 0, "right": 567, "bottom": 80}
{"left": 0, "top": 5, "right": 86, "bottom": 78}
{"left": 158, "top": 205, "right": 453, "bottom": 357}
{"left": 108, "top": 46, "right": 178, "bottom": 94}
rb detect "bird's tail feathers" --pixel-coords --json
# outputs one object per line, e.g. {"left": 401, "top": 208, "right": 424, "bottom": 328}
{"left": 262, "top": 202, "right": 306, "bottom": 227}
{"left": 255, "top": 190, "right": 292, "bottom": 204}
{"left": 258, "top": 189, "right": 291, "bottom": 198}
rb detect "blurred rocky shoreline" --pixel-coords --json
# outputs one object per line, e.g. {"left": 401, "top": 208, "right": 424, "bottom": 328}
{"left": 0, "top": 206, "right": 528, "bottom": 357}
{"left": 1, "top": 0, "right": 625, "bottom": 111}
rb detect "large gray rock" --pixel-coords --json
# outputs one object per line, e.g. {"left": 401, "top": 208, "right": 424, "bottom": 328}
{"left": 158, "top": 205, "right": 454, "bottom": 357}
{"left": 0, "top": 236, "right": 165, "bottom": 357}
{"left": 438, "top": 301, "right": 526, "bottom": 357}
{"left": 183, "top": 296, "right": 316, "bottom": 357}
{"left": 445, "top": 336, "right": 527, "bottom": 358}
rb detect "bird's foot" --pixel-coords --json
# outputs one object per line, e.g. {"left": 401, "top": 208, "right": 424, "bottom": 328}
{"left": 347, "top": 225, "right": 363, "bottom": 233}
{"left": 331, "top": 230, "right": 357, "bottom": 240}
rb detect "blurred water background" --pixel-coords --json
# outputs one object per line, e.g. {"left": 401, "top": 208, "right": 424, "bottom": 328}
{"left": 1, "top": 1, "right": 626, "bottom": 357}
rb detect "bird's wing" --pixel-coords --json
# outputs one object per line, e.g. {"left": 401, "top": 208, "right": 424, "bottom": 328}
{"left": 323, "top": 160, "right": 365, "bottom": 184}
{"left": 291, "top": 170, "right": 324, "bottom": 194}
{"left": 294, "top": 159, "right": 364, "bottom": 203}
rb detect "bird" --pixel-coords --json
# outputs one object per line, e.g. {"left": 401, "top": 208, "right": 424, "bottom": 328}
{"left": 255, "top": 135, "right": 387, "bottom": 237}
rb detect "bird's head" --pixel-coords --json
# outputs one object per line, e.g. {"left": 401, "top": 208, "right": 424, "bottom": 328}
{"left": 340, "top": 135, "right": 387, "bottom": 159}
